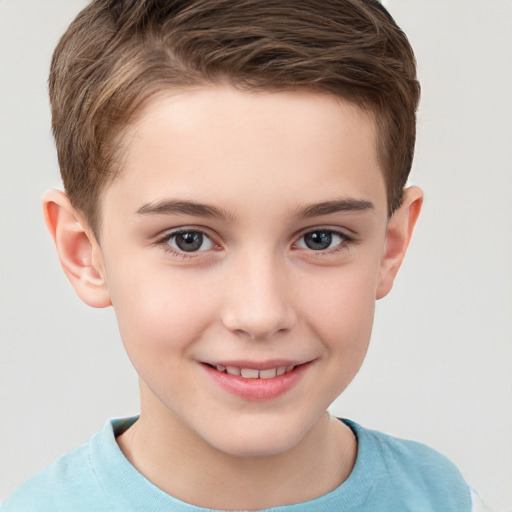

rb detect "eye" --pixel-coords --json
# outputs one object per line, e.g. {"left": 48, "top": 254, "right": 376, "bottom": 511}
{"left": 296, "top": 229, "right": 345, "bottom": 251}
{"left": 166, "top": 230, "right": 214, "bottom": 253}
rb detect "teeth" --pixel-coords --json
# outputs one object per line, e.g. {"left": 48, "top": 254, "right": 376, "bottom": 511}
{"left": 214, "top": 364, "right": 296, "bottom": 379}
{"left": 259, "top": 368, "right": 277, "bottom": 379}
{"left": 240, "top": 368, "right": 259, "bottom": 379}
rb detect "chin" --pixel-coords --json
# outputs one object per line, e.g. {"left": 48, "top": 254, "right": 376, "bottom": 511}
{"left": 214, "top": 435, "right": 301, "bottom": 459}
{"left": 198, "top": 411, "right": 320, "bottom": 459}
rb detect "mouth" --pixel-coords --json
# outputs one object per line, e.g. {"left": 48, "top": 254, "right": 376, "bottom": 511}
{"left": 204, "top": 363, "right": 297, "bottom": 380}
{"left": 201, "top": 360, "right": 312, "bottom": 401}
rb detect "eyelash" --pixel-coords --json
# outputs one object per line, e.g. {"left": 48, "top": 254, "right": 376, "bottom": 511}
{"left": 293, "top": 228, "right": 352, "bottom": 254}
{"left": 156, "top": 228, "right": 216, "bottom": 260}
{"left": 156, "top": 227, "right": 353, "bottom": 259}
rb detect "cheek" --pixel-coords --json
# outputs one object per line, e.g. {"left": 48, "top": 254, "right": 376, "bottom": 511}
{"left": 300, "top": 262, "right": 378, "bottom": 357}
{"left": 108, "top": 267, "right": 217, "bottom": 367}
{"left": 305, "top": 270, "right": 376, "bottom": 401}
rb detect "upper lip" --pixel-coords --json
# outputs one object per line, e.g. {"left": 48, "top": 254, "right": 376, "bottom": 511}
{"left": 202, "top": 359, "right": 312, "bottom": 370}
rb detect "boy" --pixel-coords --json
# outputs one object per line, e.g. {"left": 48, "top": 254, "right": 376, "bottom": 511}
{"left": 1, "top": 0, "right": 485, "bottom": 510}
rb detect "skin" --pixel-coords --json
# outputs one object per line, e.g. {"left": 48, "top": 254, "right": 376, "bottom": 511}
{"left": 43, "top": 86, "right": 422, "bottom": 510}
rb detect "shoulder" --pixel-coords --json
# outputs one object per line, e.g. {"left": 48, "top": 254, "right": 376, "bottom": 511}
{"left": 0, "top": 420, "right": 134, "bottom": 512}
{"left": 344, "top": 420, "right": 473, "bottom": 511}
{"left": 1, "top": 443, "right": 104, "bottom": 512}
{"left": 357, "top": 421, "right": 463, "bottom": 474}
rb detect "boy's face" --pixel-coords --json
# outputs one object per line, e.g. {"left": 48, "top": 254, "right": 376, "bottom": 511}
{"left": 78, "top": 87, "right": 413, "bottom": 457}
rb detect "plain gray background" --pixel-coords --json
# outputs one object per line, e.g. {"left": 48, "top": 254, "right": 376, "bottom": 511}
{"left": 1, "top": 1, "right": 511, "bottom": 510}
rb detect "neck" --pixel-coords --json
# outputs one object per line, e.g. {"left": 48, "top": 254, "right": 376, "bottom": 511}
{"left": 117, "top": 392, "right": 356, "bottom": 510}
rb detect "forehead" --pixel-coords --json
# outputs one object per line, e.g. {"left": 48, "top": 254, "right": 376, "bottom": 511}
{"left": 103, "top": 86, "right": 386, "bottom": 223}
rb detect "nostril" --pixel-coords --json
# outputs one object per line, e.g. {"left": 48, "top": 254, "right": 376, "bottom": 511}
{"left": 220, "top": 279, "right": 298, "bottom": 339}
{"left": 222, "top": 310, "right": 297, "bottom": 341}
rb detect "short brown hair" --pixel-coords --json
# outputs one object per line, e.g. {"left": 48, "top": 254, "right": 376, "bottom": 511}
{"left": 49, "top": 0, "right": 420, "bottom": 235}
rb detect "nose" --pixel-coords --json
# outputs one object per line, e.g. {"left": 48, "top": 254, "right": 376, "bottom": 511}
{"left": 221, "top": 251, "right": 298, "bottom": 341}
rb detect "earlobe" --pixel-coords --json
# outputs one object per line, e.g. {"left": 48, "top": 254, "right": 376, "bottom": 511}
{"left": 42, "top": 190, "right": 111, "bottom": 308}
{"left": 376, "top": 186, "right": 423, "bottom": 300}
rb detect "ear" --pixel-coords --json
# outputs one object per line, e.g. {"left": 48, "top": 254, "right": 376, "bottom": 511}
{"left": 42, "top": 189, "right": 112, "bottom": 308}
{"left": 376, "top": 186, "right": 423, "bottom": 299}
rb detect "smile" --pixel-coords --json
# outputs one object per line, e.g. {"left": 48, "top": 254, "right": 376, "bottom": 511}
{"left": 208, "top": 364, "right": 296, "bottom": 379}
{"left": 202, "top": 361, "right": 311, "bottom": 401}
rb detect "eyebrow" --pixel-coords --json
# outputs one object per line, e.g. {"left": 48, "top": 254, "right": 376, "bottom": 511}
{"left": 294, "top": 198, "right": 374, "bottom": 218}
{"left": 136, "top": 199, "right": 232, "bottom": 219}
{"left": 136, "top": 197, "right": 374, "bottom": 220}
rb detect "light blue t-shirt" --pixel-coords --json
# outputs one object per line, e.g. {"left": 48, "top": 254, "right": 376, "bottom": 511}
{"left": 2, "top": 417, "right": 473, "bottom": 512}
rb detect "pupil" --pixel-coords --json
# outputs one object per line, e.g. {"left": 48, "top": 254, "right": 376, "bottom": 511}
{"left": 176, "top": 232, "right": 203, "bottom": 252}
{"left": 305, "top": 231, "right": 332, "bottom": 250}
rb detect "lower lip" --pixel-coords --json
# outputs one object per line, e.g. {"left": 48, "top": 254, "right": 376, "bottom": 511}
{"left": 202, "top": 363, "right": 310, "bottom": 401}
